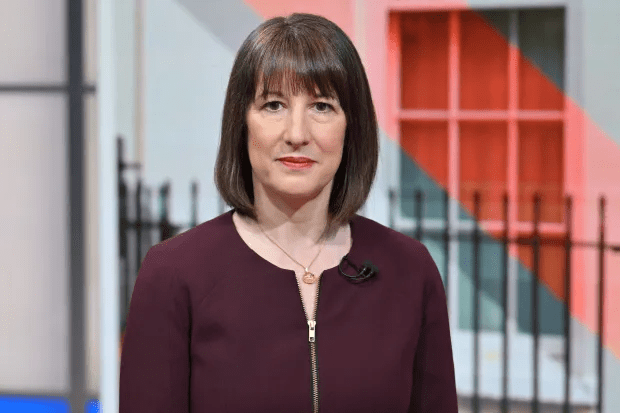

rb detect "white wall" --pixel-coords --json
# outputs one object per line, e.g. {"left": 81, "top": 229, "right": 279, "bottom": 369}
{"left": 141, "top": 0, "right": 241, "bottom": 224}
{"left": 0, "top": 0, "right": 70, "bottom": 392}
{"left": 582, "top": 0, "right": 620, "bottom": 146}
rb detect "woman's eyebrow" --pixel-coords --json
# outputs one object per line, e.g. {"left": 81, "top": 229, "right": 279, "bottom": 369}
{"left": 256, "top": 89, "right": 338, "bottom": 101}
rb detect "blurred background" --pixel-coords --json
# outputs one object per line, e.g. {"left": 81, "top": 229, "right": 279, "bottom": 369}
{"left": 1, "top": 0, "right": 619, "bottom": 412}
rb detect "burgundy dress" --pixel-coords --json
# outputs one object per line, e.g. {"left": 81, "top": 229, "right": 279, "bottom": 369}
{"left": 119, "top": 209, "right": 458, "bottom": 412}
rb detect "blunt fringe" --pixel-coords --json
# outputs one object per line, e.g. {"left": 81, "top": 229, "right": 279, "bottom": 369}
{"left": 214, "top": 13, "right": 379, "bottom": 242}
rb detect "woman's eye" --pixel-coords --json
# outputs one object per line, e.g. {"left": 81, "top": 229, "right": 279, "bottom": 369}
{"left": 314, "top": 102, "right": 333, "bottom": 112}
{"left": 264, "top": 101, "right": 283, "bottom": 111}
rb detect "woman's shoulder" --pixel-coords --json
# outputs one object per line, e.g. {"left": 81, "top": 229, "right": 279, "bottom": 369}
{"left": 352, "top": 213, "right": 430, "bottom": 258}
{"left": 134, "top": 210, "right": 248, "bottom": 307}
{"left": 150, "top": 210, "right": 234, "bottom": 255}
{"left": 141, "top": 210, "right": 239, "bottom": 281}
{"left": 352, "top": 213, "right": 440, "bottom": 287}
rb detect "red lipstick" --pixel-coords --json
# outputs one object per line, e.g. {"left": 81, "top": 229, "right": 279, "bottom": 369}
{"left": 278, "top": 156, "right": 315, "bottom": 170}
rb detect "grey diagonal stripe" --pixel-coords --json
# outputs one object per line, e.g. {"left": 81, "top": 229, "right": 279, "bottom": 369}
{"left": 174, "top": 0, "right": 263, "bottom": 52}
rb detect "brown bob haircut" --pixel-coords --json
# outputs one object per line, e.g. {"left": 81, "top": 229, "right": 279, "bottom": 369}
{"left": 214, "top": 13, "right": 378, "bottom": 242}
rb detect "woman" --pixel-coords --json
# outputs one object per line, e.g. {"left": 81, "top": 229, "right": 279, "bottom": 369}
{"left": 120, "top": 13, "right": 458, "bottom": 412}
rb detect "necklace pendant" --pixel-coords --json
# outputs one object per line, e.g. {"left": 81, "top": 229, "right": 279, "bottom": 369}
{"left": 302, "top": 271, "right": 317, "bottom": 284}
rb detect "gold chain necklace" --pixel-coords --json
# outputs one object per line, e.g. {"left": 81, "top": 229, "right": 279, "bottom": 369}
{"left": 257, "top": 222, "right": 326, "bottom": 284}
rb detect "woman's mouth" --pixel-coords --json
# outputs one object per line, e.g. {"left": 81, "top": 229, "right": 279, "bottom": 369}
{"left": 279, "top": 159, "right": 314, "bottom": 170}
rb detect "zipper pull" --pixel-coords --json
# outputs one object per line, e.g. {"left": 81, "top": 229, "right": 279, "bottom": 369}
{"left": 308, "top": 320, "right": 316, "bottom": 342}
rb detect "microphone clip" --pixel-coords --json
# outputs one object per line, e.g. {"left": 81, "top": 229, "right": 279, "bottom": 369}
{"left": 338, "top": 255, "right": 378, "bottom": 283}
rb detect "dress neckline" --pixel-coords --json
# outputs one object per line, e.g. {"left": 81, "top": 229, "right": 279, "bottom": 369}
{"left": 227, "top": 209, "right": 361, "bottom": 277}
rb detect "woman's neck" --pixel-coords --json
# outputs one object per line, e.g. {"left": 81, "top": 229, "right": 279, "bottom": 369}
{"left": 248, "top": 183, "right": 337, "bottom": 246}
{"left": 248, "top": 207, "right": 330, "bottom": 248}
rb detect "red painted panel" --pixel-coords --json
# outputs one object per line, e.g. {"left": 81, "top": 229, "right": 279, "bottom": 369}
{"left": 400, "top": 13, "right": 449, "bottom": 109}
{"left": 459, "top": 11, "right": 508, "bottom": 110}
{"left": 517, "top": 236, "right": 567, "bottom": 302}
{"left": 459, "top": 121, "right": 508, "bottom": 220}
{"left": 519, "top": 55, "right": 564, "bottom": 110}
{"left": 518, "top": 121, "right": 564, "bottom": 223}
{"left": 243, "top": 0, "right": 355, "bottom": 43}
{"left": 400, "top": 121, "right": 449, "bottom": 189}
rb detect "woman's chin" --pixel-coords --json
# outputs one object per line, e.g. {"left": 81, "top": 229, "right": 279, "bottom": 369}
{"left": 273, "top": 186, "right": 324, "bottom": 202}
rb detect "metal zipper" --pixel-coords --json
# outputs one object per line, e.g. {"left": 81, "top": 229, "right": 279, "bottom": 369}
{"left": 294, "top": 274, "right": 321, "bottom": 413}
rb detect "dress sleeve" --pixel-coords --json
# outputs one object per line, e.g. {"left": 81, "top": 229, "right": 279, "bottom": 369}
{"left": 119, "top": 246, "right": 191, "bottom": 413}
{"left": 409, "top": 245, "right": 458, "bottom": 412}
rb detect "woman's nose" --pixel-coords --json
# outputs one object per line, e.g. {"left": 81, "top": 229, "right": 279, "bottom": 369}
{"left": 284, "top": 107, "right": 309, "bottom": 146}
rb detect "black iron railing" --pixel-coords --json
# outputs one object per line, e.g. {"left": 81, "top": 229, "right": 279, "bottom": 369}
{"left": 389, "top": 188, "right": 620, "bottom": 413}
{"left": 117, "top": 136, "right": 199, "bottom": 334}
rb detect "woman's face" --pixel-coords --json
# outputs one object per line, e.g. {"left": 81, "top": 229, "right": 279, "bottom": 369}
{"left": 246, "top": 81, "right": 347, "bottom": 205}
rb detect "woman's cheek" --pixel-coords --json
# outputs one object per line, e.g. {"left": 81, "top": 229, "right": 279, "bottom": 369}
{"left": 315, "top": 123, "right": 346, "bottom": 151}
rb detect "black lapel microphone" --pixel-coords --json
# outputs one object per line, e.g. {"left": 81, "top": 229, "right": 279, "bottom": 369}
{"left": 338, "top": 254, "right": 378, "bottom": 283}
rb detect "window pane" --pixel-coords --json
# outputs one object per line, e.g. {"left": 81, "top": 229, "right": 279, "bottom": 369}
{"left": 399, "top": 151, "right": 448, "bottom": 221}
{"left": 400, "top": 12, "right": 449, "bottom": 109}
{"left": 460, "top": 10, "right": 509, "bottom": 110}
{"left": 458, "top": 232, "right": 507, "bottom": 332}
{"left": 518, "top": 9, "right": 565, "bottom": 110}
{"left": 478, "top": 9, "right": 510, "bottom": 40}
{"left": 516, "top": 239, "right": 566, "bottom": 336}
{"left": 459, "top": 121, "right": 508, "bottom": 221}
{"left": 399, "top": 121, "right": 448, "bottom": 220}
{"left": 0, "top": 95, "right": 69, "bottom": 391}
{"left": 0, "top": 0, "right": 66, "bottom": 83}
{"left": 518, "top": 121, "right": 564, "bottom": 223}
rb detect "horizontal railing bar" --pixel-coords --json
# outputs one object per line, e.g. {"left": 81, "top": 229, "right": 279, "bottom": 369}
{"left": 120, "top": 220, "right": 620, "bottom": 252}
{"left": 398, "top": 109, "right": 564, "bottom": 121}
{"left": 390, "top": 229, "right": 620, "bottom": 251}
